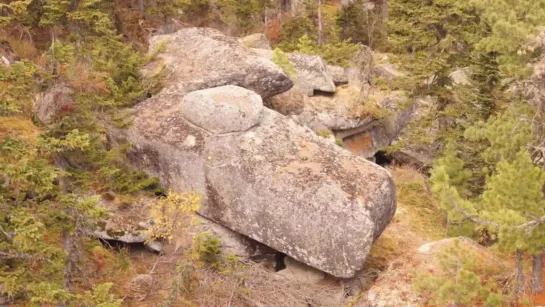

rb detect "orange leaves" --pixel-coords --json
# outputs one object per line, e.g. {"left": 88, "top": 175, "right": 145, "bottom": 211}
{"left": 67, "top": 63, "right": 111, "bottom": 94}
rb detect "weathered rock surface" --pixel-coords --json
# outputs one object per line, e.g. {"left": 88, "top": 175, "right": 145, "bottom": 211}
{"left": 33, "top": 83, "right": 74, "bottom": 125}
{"left": 95, "top": 196, "right": 268, "bottom": 257}
{"left": 293, "top": 86, "right": 373, "bottom": 131}
{"left": 143, "top": 28, "right": 293, "bottom": 99}
{"left": 277, "top": 256, "right": 325, "bottom": 284}
{"left": 358, "top": 237, "right": 507, "bottom": 307}
{"left": 346, "top": 46, "right": 404, "bottom": 88}
{"left": 130, "top": 274, "right": 153, "bottom": 300}
{"left": 113, "top": 85, "right": 396, "bottom": 278}
{"left": 252, "top": 48, "right": 336, "bottom": 96}
{"left": 328, "top": 65, "right": 349, "bottom": 85}
{"left": 239, "top": 33, "right": 271, "bottom": 49}
{"left": 283, "top": 84, "right": 417, "bottom": 159}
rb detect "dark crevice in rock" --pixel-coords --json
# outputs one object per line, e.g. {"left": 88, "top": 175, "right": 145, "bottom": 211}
{"left": 274, "top": 252, "right": 287, "bottom": 272}
{"left": 312, "top": 90, "right": 335, "bottom": 97}
{"left": 98, "top": 238, "right": 160, "bottom": 256}
{"left": 374, "top": 150, "right": 392, "bottom": 166}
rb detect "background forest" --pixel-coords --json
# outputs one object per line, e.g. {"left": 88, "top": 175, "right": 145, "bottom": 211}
{"left": 2, "top": 0, "right": 545, "bottom": 306}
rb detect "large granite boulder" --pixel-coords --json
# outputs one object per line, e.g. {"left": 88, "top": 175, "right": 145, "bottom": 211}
{"left": 112, "top": 85, "right": 396, "bottom": 278}
{"left": 252, "top": 48, "right": 336, "bottom": 96}
{"left": 143, "top": 28, "right": 293, "bottom": 99}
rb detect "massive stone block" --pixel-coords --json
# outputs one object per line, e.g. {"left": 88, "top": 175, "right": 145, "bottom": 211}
{"left": 113, "top": 84, "right": 396, "bottom": 278}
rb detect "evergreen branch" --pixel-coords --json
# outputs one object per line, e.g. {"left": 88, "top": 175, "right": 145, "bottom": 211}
{"left": 447, "top": 194, "right": 545, "bottom": 232}
{"left": 447, "top": 195, "right": 500, "bottom": 228}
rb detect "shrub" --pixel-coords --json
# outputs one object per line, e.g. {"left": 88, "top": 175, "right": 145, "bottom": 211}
{"left": 272, "top": 48, "right": 296, "bottom": 80}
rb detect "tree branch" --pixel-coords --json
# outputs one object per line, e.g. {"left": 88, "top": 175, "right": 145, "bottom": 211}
{"left": 447, "top": 194, "right": 545, "bottom": 232}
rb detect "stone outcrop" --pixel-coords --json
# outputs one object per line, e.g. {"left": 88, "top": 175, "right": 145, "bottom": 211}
{"left": 143, "top": 28, "right": 293, "bottom": 99}
{"left": 33, "top": 83, "right": 74, "bottom": 125}
{"left": 252, "top": 48, "right": 336, "bottom": 96}
{"left": 112, "top": 82, "right": 396, "bottom": 278}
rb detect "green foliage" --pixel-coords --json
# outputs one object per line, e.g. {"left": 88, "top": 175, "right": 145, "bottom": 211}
{"left": 221, "top": 0, "right": 272, "bottom": 33}
{"left": 271, "top": 47, "right": 296, "bottom": 81}
{"left": 0, "top": 60, "right": 39, "bottom": 115}
{"left": 388, "top": 0, "right": 481, "bottom": 97}
{"left": 147, "top": 0, "right": 210, "bottom": 21}
{"left": 293, "top": 34, "right": 358, "bottom": 67}
{"left": 481, "top": 151, "right": 545, "bottom": 254}
{"left": 275, "top": 2, "right": 358, "bottom": 67}
{"left": 413, "top": 240, "right": 504, "bottom": 306}
{"left": 472, "top": 0, "right": 545, "bottom": 78}
{"left": 0, "top": 0, "right": 32, "bottom": 27}
{"left": 193, "top": 232, "right": 222, "bottom": 269}
{"left": 337, "top": 0, "right": 385, "bottom": 47}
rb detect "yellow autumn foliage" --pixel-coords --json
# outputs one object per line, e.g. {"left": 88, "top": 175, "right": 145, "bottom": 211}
{"left": 147, "top": 190, "right": 202, "bottom": 242}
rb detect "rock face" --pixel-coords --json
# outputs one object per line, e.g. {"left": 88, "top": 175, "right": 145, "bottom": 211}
{"left": 33, "top": 83, "right": 74, "bottom": 125}
{"left": 252, "top": 48, "right": 336, "bottom": 96}
{"left": 113, "top": 84, "right": 396, "bottom": 278}
{"left": 144, "top": 28, "right": 293, "bottom": 99}
{"left": 95, "top": 196, "right": 268, "bottom": 257}
{"left": 328, "top": 65, "right": 349, "bottom": 85}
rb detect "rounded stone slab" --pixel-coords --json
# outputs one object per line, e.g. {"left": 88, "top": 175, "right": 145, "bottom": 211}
{"left": 180, "top": 85, "right": 264, "bottom": 134}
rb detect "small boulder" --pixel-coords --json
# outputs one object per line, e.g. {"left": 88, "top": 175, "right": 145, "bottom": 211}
{"left": 130, "top": 274, "right": 153, "bottom": 300}
{"left": 328, "top": 65, "right": 349, "bottom": 85}
{"left": 181, "top": 85, "right": 263, "bottom": 134}
{"left": 277, "top": 256, "right": 325, "bottom": 284}
{"left": 239, "top": 33, "right": 271, "bottom": 49}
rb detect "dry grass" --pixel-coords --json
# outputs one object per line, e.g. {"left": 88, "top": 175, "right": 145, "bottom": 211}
{"left": 392, "top": 166, "right": 446, "bottom": 240}
{"left": 0, "top": 35, "right": 38, "bottom": 60}
{"left": 364, "top": 166, "right": 446, "bottom": 271}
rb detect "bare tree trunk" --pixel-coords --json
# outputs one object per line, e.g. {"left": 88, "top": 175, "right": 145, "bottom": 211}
{"left": 138, "top": 0, "right": 145, "bottom": 17}
{"left": 381, "top": 0, "right": 388, "bottom": 20}
{"left": 54, "top": 155, "right": 77, "bottom": 292}
{"left": 317, "top": 0, "right": 323, "bottom": 45}
{"left": 533, "top": 97, "right": 545, "bottom": 294}
{"left": 515, "top": 250, "right": 524, "bottom": 295}
{"left": 533, "top": 253, "right": 544, "bottom": 294}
